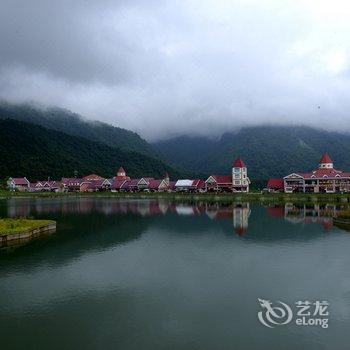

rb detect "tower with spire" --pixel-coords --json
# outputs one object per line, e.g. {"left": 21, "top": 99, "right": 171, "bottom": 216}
{"left": 164, "top": 172, "right": 170, "bottom": 184}
{"left": 232, "top": 157, "right": 250, "bottom": 192}
{"left": 282, "top": 152, "right": 350, "bottom": 193}
{"left": 114, "top": 166, "right": 130, "bottom": 180}
{"left": 318, "top": 153, "right": 333, "bottom": 169}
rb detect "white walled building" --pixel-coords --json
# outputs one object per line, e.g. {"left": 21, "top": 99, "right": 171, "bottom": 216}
{"left": 232, "top": 158, "right": 250, "bottom": 192}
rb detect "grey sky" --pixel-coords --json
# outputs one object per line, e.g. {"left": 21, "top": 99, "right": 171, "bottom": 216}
{"left": 1, "top": 0, "right": 350, "bottom": 140}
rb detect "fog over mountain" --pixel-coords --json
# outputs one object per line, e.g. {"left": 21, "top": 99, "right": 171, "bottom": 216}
{"left": 1, "top": 0, "right": 350, "bottom": 140}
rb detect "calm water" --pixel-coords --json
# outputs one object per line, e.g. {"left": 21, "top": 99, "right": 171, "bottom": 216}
{"left": 1, "top": 198, "right": 350, "bottom": 350}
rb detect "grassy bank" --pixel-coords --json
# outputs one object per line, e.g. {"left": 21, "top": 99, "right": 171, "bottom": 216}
{"left": 0, "top": 218, "right": 56, "bottom": 235}
{"left": 1, "top": 190, "right": 350, "bottom": 204}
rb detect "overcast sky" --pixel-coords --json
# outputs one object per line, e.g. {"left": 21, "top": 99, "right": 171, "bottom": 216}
{"left": 1, "top": 0, "right": 350, "bottom": 141}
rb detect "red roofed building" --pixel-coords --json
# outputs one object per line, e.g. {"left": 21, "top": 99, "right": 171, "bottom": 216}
{"left": 7, "top": 177, "right": 30, "bottom": 191}
{"left": 111, "top": 179, "right": 127, "bottom": 191}
{"left": 148, "top": 179, "right": 162, "bottom": 191}
{"left": 37, "top": 180, "right": 61, "bottom": 192}
{"left": 205, "top": 175, "right": 232, "bottom": 192}
{"left": 266, "top": 178, "right": 284, "bottom": 192}
{"left": 121, "top": 179, "right": 140, "bottom": 192}
{"left": 205, "top": 156, "right": 250, "bottom": 192}
{"left": 232, "top": 157, "right": 250, "bottom": 192}
{"left": 138, "top": 177, "right": 154, "bottom": 190}
{"left": 84, "top": 179, "right": 111, "bottom": 192}
{"left": 175, "top": 179, "right": 205, "bottom": 192}
{"left": 233, "top": 158, "right": 246, "bottom": 168}
{"left": 192, "top": 179, "right": 205, "bottom": 191}
{"left": 83, "top": 174, "right": 104, "bottom": 181}
{"left": 61, "top": 178, "right": 91, "bottom": 192}
{"left": 168, "top": 181, "right": 176, "bottom": 191}
{"left": 113, "top": 166, "right": 131, "bottom": 181}
{"left": 283, "top": 153, "right": 350, "bottom": 193}
{"left": 148, "top": 179, "right": 170, "bottom": 192}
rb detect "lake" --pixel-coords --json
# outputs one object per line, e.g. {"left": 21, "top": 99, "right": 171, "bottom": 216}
{"left": 1, "top": 197, "right": 350, "bottom": 350}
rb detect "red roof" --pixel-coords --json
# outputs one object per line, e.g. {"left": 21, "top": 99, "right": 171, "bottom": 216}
{"left": 140, "top": 177, "right": 154, "bottom": 184}
{"left": 111, "top": 179, "right": 127, "bottom": 189}
{"left": 168, "top": 181, "right": 176, "bottom": 189}
{"left": 120, "top": 180, "right": 131, "bottom": 189}
{"left": 89, "top": 179, "right": 108, "bottom": 187}
{"left": 128, "top": 179, "right": 140, "bottom": 188}
{"left": 267, "top": 178, "right": 284, "bottom": 189}
{"left": 148, "top": 179, "right": 162, "bottom": 189}
{"left": 83, "top": 174, "right": 104, "bottom": 181}
{"left": 295, "top": 168, "right": 346, "bottom": 179}
{"left": 233, "top": 157, "right": 246, "bottom": 168}
{"left": 209, "top": 175, "right": 232, "bottom": 184}
{"left": 86, "top": 182, "right": 99, "bottom": 190}
{"left": 61, "top": 178, "right": 87, "bottom": 186}
{"left": 319, "top": 153, "right": 333, "bottom": 164}
{"left": 118, "top": 167, "right": 125, "bottom": 173}
{"left": 12, "top": 177, "right": 29, "bottom": 185}
{"left": 41, "top": 181, "right": 60, "bottom": 188}
{"left": 192, "top": 179, "right": 205, "bottom": 188}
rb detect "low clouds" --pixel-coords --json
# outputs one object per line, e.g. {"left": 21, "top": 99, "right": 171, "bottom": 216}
{"left": 1, "top": 0, "right": 350, "bottom": 140}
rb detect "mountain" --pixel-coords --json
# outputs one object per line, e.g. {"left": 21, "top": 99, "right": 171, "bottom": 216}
{"left": 0, "top": 119, "right": 184, "bottom": 181}
{"left": 153, "top": 126, "right": 350, "bottom": 179}
{"left": 0, "top": 101, "right": 158, "bottom": 158}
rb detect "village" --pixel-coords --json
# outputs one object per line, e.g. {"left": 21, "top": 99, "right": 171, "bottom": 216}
{"left": 6, "top": 153, "right": 350, "bottom": 194}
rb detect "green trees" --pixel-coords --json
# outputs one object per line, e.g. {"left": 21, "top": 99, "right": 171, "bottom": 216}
{"left": 0, "top": 119, "right": 183, "bottom": 180}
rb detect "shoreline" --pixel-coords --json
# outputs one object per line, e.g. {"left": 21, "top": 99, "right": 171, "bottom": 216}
{"left": 1, "top": 191, "right": 350, "bottom": 204}
{"left": 0, "top": 220, "right": 57, "bottom": 248}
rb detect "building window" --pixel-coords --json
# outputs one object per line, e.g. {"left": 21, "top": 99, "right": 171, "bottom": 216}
{"left": 235, "top": 180, "right": 240, "bottom": 185}
{"left": 235, "top": 174, "right": 240, "bottom": 179}
{"left": 233, "top": 168, "right": 241, "bottom": 173}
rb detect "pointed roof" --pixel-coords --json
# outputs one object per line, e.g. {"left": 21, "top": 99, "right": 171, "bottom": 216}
{"left": 233, "top": 157, "right": 246, "bottom": 168}
{"left": 118, "top": 166, "right": 125, "bottom": 173}
{"left": 319, "top": 153, "right": 333, "bottom": 164}
{"left": 207, "top": 175, "right": 232, "bottom": 184}
{"left": 83, "top": 174, "right": 104, "bottom": 181}
{"left": 148, "top": 179, "right": 163, "bottom": 189}
{"left": 11, "top": 177, "right": 30, "bottom": 185}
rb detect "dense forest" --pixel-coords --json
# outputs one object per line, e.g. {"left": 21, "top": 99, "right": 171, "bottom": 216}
{"left": 0, "top": 119, "right": 184, "bottom": 181}
{"left": 153, "top": 126, "right": 350, "bottom": 179}
{"left": 0, "top": 101, "right": 158, "bottom": 158}
{"left": 3, "top": 101, "right": 350, "bottom": 183}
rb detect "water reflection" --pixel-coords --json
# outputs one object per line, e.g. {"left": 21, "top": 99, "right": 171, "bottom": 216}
{"left": 1, "top": 198, "right": 350, "bottom": 350}
{"left": 4, "top": 198, "right": 252, "bottom": 236}
{"left": 4, "top": 198, "right": 350, "bottom": 238}
{"left": 266, "top": 203, "right": 349, "bottom": 231}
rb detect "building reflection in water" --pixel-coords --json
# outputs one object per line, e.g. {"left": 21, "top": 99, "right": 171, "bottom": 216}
{"left": 6, "top": 199, "right": 251, "bottom": 236}
{"left": 9, "top": 198, "right": 346, "bottom": 234}
{"left": 266, "top": 203, "right": 350, "bottom": 231}
{"left": 205, "top": 202, "right": 251, "bottom": 235}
